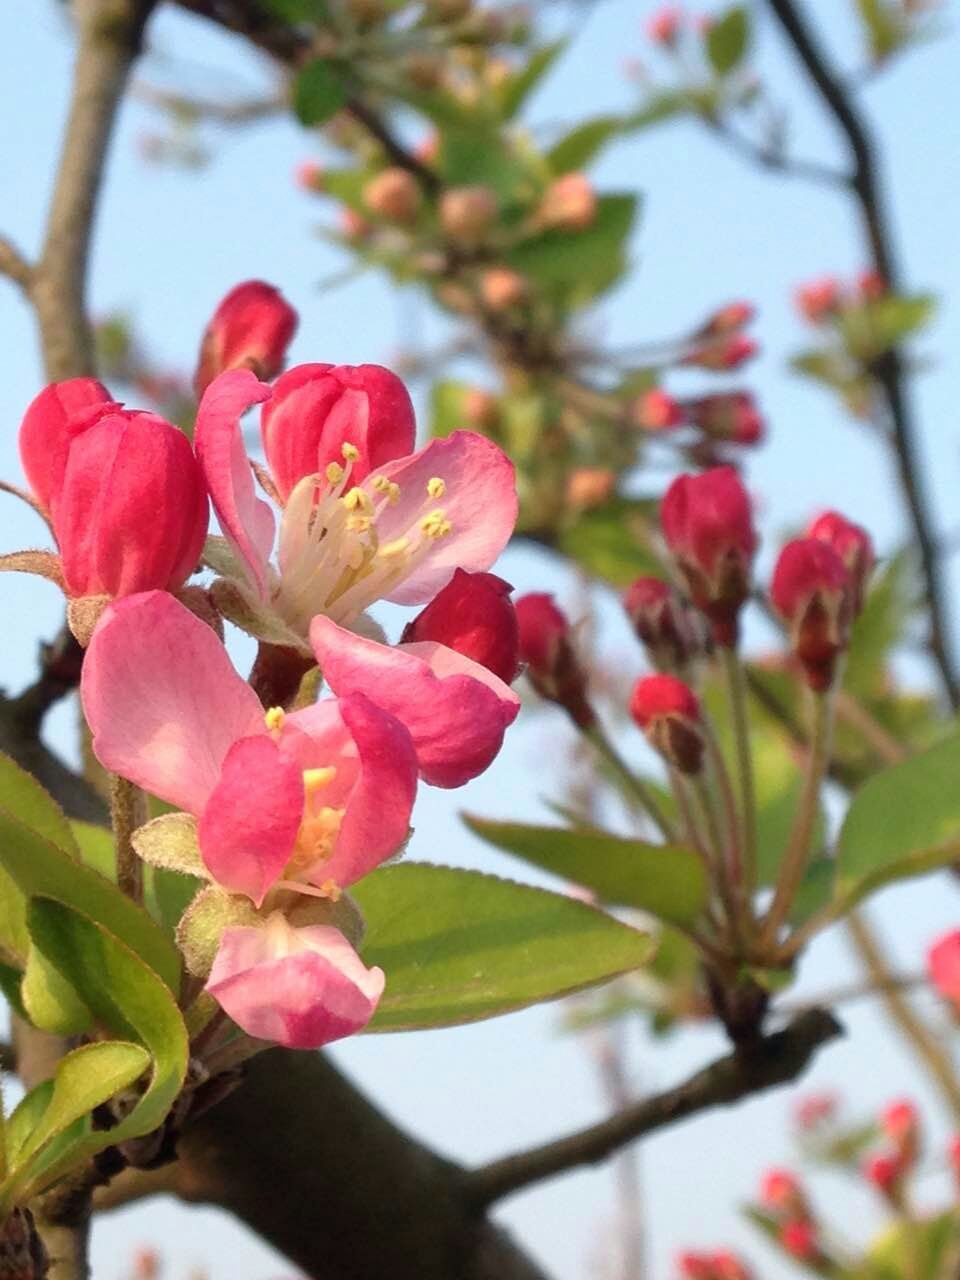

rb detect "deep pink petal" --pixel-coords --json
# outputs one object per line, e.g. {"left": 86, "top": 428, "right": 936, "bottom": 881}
{"left": 198, "top": 736, "right": 304, "bottom": 905}
{"left": 310, "top": 617, "right": 518, "bottom": 788}
{"left": 206, "top": 920, "right": 384, "bottom": 1048}
{"left": 371, "top": 431, "right": 518, "bottom": 605}
{"left": 195, "top": 370, "right": 275, "bottom": 597}
{"left": 81, "top": 591, "right": 266, "bottom": 814}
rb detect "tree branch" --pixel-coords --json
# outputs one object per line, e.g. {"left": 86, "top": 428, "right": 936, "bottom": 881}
{"left": 466, "top": 1008, "right": 842, "bottom": 1209}
{"left": 765, "top": 0, "right": 960, "bottom": 710}
{"left": 0, "top": 236, "right": 34, "bottom": 292}
{"left": 702, "top": 117, "right": 850, "bottom": 188}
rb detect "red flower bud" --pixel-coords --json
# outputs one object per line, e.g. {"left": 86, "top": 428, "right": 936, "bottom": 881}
{"left": 710, "top": 1251, "right": 751, "bottom": 1280}
{"left": 682, "top": 335, "right": 758, "bottom": 371}
{"left": 401, "top": 569, "right": 519, "bottom": 684}
{"left": 685, "top": 393, "right": 765, "bottom": 446}
{"left": 948, "top": 1135, "right": 960, "bottom": 1185}
{"left": 629, "top": 674, "right": 703, "bottom": 774}
{"left": 864, "top": 1152, "right": 903, "bottom": 1200}
{"left": 536, "top": 173, "right": 598, "bottom": 232}
{"left": 806, "top": 510, "right": 874, "bottom": 616}
{"left": 295, "top": 160, "right": 324, "bottom": 192}
{"left": 634, "top": 388, "right": 685, "bottom": 431}
{"left": 54, "top": 409, "right": 209, "bottom": 600}
{"left": 516, "top": 593, "right": 593, "bottom": 727}
{"left": 676, "top": 1252, "right": 712, "bottom": 1280}
{"left": 194, "top": 280, "right": 298, "bottom": 398}
{"left": 795, "top": 276, "right": 841, "bottom": 324}
{"left": 880, "top": 1099, "right": 920, "bottom": 1164}
{"left": 793, "top": 1091, "right": 838, "bottom": 1131}
{"left": 363, "top": 167, "right": 422, "bottom": 223}
{"left": 779, "top": 1220, "right": 818, "bottom": 1262}
{"left": 858, "top": 269, "right": 886, "bottom": 302}
{"left": 481, "top": 268, "right": 529, "bottom": 311}
{"left": 759, "top": 1168, "right": 804, "bottom": 1215}
{"left": 661, "top": 466, "right": 757, "bottom": 647}
{"left": 647, "top": 5, "right": 683, "bottom": 45}
{"left": 771, "top": 538, "right": 851, "bottom": 690}
{"left": 19, "top": 377, "right": 114, "bottom": 517}
{"left": 623, "top": 576, "right": 703, "bottom": 672}
{"left": 261, "top": 362, "right": 416, "bottom": 499}
{"left": 928, "top": 930, "right": 960, "bottom": 1009}
{"left": 699, "top": 301, "right": 755, "bottom": 337}
{"left": 439, "top": 185, "right": 498, "bottom": 245}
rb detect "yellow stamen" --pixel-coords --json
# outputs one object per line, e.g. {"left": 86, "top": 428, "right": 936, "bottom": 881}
{"left": 378, "top": 536, "right": 410, "bottom": 558}
{"left": 264, "top": 707, "right": 286, "bottom": 732}
{"left": 371, "top": 475, "right": 392, "bottom": 493}
{"left": 342, "top": 486, "right": 373, "bottom": 513}
{"left": 341, "top": 442, "right": 360, "bottom": 463}
{"left": 421, "top": 509, "right": 452, "bottom": 538}
{"left": 317, "top": 878, "right": 341, "bottom": 902}
{"left": 303, "top": 766, "right": 336, "bottom": 793}
{"left": 346, "top": 514, "right": 372, "bottom": 534}
{"left": 326, "top": 461, "right": 344, "bottom": 485}
{"left": 426, "top": 476, "right": 446, "bottom": 498}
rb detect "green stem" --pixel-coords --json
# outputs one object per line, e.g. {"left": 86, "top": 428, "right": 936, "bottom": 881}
{"left": 691, "top": 776, "right": 741, "bottom": 948}
{"left": 110, "top": 774, "right": 146, "bottom": 903}
{"left": 584, "top": 724, "right": 678, "bottom": 842}
{"left": 760, "top": 688, "right": 833, "bottom": 950}
{"left": 722, "top": 648, "right": 757, "bottom": 892}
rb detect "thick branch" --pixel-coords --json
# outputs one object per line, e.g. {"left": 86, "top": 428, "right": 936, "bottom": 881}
{"left": 765, "top": 0, "right": 959, "bottom": 709}
{"left": 466, "top": 1008, "right": 841, "bottom": 1208}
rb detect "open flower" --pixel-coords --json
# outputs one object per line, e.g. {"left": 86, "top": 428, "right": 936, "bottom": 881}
{"left": 81, "top": 591, "right": 418, "bottom": 905}
{"left": 195, "top": 369, "right": 518, "bottom": 650}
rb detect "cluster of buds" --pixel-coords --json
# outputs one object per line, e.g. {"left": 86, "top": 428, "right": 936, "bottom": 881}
{"left": 633, "top": 388, "right": 765, "bottom": 449}
{"left": 623, "top": 577, "right": 704, "bottom": 674}
{"left": 676, "top": 1249, "right": 751, "bottom": 1280}
{"left": 862, "top": 1099, "right": 920, "bottom": 1205}
{"left": 794, "top": 270, "right": 887, "bottom": 324}
{"left": 757, "top": 1169, "right": 823, "bottom": 1265}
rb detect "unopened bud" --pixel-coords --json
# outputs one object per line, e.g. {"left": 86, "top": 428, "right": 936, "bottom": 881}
{"left": 295, "top": 160, "right": 324, "bottom": 192}
{"left": 779, "top": 1220, "right": 819, "bottom": 1263}
{"left": 440, "top": 185, "right": 498, "bottom": 245}
{"left": 676, "top": 1253, "right": 712, "bottom": 1280}
{"left": 793, "top": 1091, "right": 838, "bottom": 1131}
{"left": 566, "top": 467, "right": 614, "bottom": 510}
{"left": 536, "top": 173, "right": 598, "bottom": 232}
{"left": 647, "top": 5, "right": 683, "bottom": 45}
{"left": 629, "top": 674, "right": 703, "bottom": 775}
{"left": 402, "top": 569, "right": 519, "bottom": 684}
{"left": 880, "top": 1099, "right": 920, "bottom": 1166}
{"left": 194, "top": 281, "right": 298, "bottom": 398}
{"left": 771, "top": 537, "right": 851, "bottom": 691}
{"left": 806, "top": 510, "right": 874, "bottom": 616}
{"left": 699, "top": 300, "right": 755, "bottom": 337}
{"left": 363, "top": 167, "right": 422, "bottom": 223}
{"left": 661, "top": 466, "right": 757, "bottom": 647}
{"left": 480, "top": 267, "right": 529, "bottom": 310}
{"left": 515, "top": 593, "right": 594, "bottom": 727}
{"left": 339, "top": 207, "right": 371, "bottom": 240}
{"left": 682, "top": 335, "right": 758, "bottom": 371}
{"left": 795, "top": 276, "right": 841, "bottom": 324}
{"left": 864, "top": 1152, "right": 903, "bottom": 1202}
{"left": 633, "top": 388, "right": 684, "bottom": 431}
{"left": 949, "top": 1135, "right": 960, "bottom": 1188}
{"left": 858, "top": 269, "right": 886, "bottom": 301}
{"left": 685, "top": 392, "right": 764, "bottom": 446}
{"left": 928, "top": 930, "right": 960, "bottom": 1011}
{"left": 710, "top": 1251, "right": 752, "bottom": 1280}
{"left": 759, "top": 1168, "right": 806, "bottom": 1217}
{"left": 623, "top": 577, "right": 702, "bottom": 673}
{"left": 463, "top": 386, "right": 500, "bottom": 429}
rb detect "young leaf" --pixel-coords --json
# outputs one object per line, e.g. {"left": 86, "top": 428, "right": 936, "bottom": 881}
{"left": 498, "top": 40, "right": 567, "bottom": 119}
{"left": 352, "top": 862, "right": 652, "bottom": 1031}
{"left": 558, "top": 497, "right": 661, "bottom": 585}
{"left": 706, "top": 6, "right": 750, "bottom": 76}
{"left": 463, "top": 816, "right": 708, "bottom": 927}
{"left": 293, "top": 59, "right": 348, "bottom": 126}
{"left": 506, "top": 194, "right": 639, "bottom": 306}
{"left": 0, "top": 753, "right": 78, "bottom": 855}
{"left": 21, "top": 943, "right": 92, "bottom": 1036}
{"left": 547, "top": 117, "right": 623, "bottom": 175}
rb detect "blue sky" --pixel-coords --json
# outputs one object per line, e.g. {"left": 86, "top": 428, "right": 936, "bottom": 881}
{"left": 4, "top": 1, "right": 960, "bottom": 1276}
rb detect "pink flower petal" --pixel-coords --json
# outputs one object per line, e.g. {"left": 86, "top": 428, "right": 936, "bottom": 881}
{"left": 310, "top": 617, "right": 519, "bottom": 788}
{"left": 198, "top": 735, "right": 305, "bottom": 905}
{"left": 81, "top": 591, "right": 266, "bottom": 814}
{"left": 371, "top": 431, "right": 518, "bottom": 605}
{"left": 207, "top": 919, "right": 384, "bottom": 1048}
{"left": 195, "top": 370, "right": 275, "bottom": 598}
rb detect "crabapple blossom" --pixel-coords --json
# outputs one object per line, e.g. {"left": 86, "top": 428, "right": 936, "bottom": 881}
{"left": 194, "top": 280, "right": 298, "bottom": 397}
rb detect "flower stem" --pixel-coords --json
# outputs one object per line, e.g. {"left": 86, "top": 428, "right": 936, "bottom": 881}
{"left": 721, "top": 647, "right": 757, "bottom": 892}
{"left": 110, "top": 773, "right": 146, "bottom": 902}
{"left": 760, "top": 687, "right": 833, "bottom": 950}
{"left": 584, "top": 724, "right": 678, "bottom": 842}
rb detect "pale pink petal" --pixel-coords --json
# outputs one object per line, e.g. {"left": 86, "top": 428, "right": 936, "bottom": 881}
{"left": 81, "top": 591, "right": 266, "bottom": 814}
{"left": 195, "top": 370, "right": 275, "bottom": 598}
{"left": 198, "top": 735, "right": 304, "bottom": 905}
{"left": 310, "top": 617, "right": 519, "bottom": 788}
{"left": 370, "top": 431, "right": 518, "bottom": 605}
{"left": 207, "top": 920, "right": 384, "bottom": 1048}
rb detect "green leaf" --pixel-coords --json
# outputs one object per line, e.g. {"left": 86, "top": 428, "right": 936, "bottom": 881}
{"left": 3, "top": 1042, "right": 149, "bottom": 1203}
{"left": 498, "top": 40, "right": 567, "bottom": 119}
{"left": 352, "top": 863, "right": 652, "bottom": 1031}
{"left": 862, "top": 1212, "right": 960, "bottom": 1280}
{"left": 547, "top": 117, "right": 622, "bottom": 175}
{"left": 834, "top": 730, "right": 960, "bottom": 911}
{"left": 706, "top": 6, "right": 750, "bottom": 75}
{"left": 506, "top": 194, "right": 639, "bottom": 306}
{"left": 463, "top": 816, "right": 708, "bottom": 927}
{"left": 70, "top": 820, "right": 116, "bottom": 879}
{"left": 21, "top": 944, "right": 92, "bottom": 1036}
{"left": 293, "top": 59, "right": 348, "bottom": 126}
{"left": 17, "top": 900, "right": 189, "bottom": 1198}
{"left": 0, "top": 807, "right": 180, "bottom": 991}
{"left": 0, "top": 754, "right": 77, "bottom": 853}
{"left": 261, "top": 0, "right": 329, "bottom": 19}
{"left": 438, "top": 128, "right": 537, "bottom": 203}
{"left": 558, "top": 497, "right": 661, "bottom": 585}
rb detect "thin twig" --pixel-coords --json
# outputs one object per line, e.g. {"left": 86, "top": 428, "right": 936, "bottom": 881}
{"left": 110, "top": 775, "right": 146, "bottom": 902}
{"left": 702, "top": 116, "right": 850, "bottom": 188}
{"left": 466, "top": 1008, "right": 841, "bottom": 1208}
{"left": 0, "top": 236, "right": 34, "bottom": 292}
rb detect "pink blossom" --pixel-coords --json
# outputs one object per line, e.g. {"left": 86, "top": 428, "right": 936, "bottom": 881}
{"left": 207, "top": 914, "right": 384, "bottom": 1049}
{"left": 929, "top": 929, "right": 960, "bottom": 1006}
{"left": 18, "top": 377, "right": 113, "bottom": 517}
{"left": 194, "top": 280, "right": 298, "bottom": 398}
{"left": 81, "top": 591, "right": 417, "bottom": 903}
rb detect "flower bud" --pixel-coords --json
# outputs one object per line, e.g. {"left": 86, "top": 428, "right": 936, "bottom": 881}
{"left": 55, "top": 409, "right": 209, "bottom": 602}
{"left": 699, "top": 301, "right": 755, "bottom": 337}
{"left": 949, "top": 1135, "right": 960, "bottom": 1187}
{"left": 795, "top": 276, "right": 841, "bottom": 324}
{"left": 566, "top": 467, "right": 614, "bottom": 510}
{"left": 536, "top": 173, "right": 598, "bottom": 232}
{"left": 633, "top": 388, "right": 685, "bottom": 431}
{"left": 440, "top": 185, "right": 498, "bottom": 245}
{"left": 677, "top": 1253, "right": 712, "bottom": 1280}
{"left": 194, "top": 281, "right": 298, "bottom": 398}
{"left": 629, "top": 674, "right": 703, "bottom": 775}
{"left": 516, "top": 593, "right": 594, "bottom": 727}
{"left": 681, "top": 335, "right": 758, "bottom": 371}
{"left": 480, "top": 267, "right": 529, "bottom": 311}
{"left": 771, "top": 538, "right": 851, "bottom": 691}
{"left": 928, "top": 930, "right": 960, "bottom": 1010}
{"left": 647, "top": 5, "right": 682, "bottom": 45}
{"left": 261, "top": 362, "right": 416, "bottom": 499}
{"left": 413, "top": 132, "right": 440, "bottom": 164}
{"left": 806, "top": 510, "right": 874, "bottom": 616}
{"left": 793, "top": 1091, "right": 838, "bottom": 1131}
{"left": 661, "top": 466, "right": 757, "bottom": 647}
{"left": 685, "top": 392, "right": 765, "bottom": 446}
{"left": 401, "top": 569, "right": 520, "bottom": 684}
{"left": 880, "top": 1099, "right": 920, "bottom": 1165}
{"left": 295, "top": 160, "right": 324, "bottom": 192}
{"left": 759, "top": 1168, "right": 805, "bottom": 1217}
{"left": 363, "top": 167, "right": 422, "bottom": 223}
{"left": 864, "top": 1152, "right": 903, "bottom": 1202}
{"left": 623, "top": 577, "right": 702, "bottom": 673}
{"left": 340, "top": 207, "right": 372, "bottom": 240}
{"left": 19, "top": 377, "right": 114, "bottom": 517}
{"left": 463, "top": 386, "right": 500, "bottom": 429}
{"left": 858, "top": 269, "right": 886, "bottom": 301}
{"left": 710, "top": 1251, "right": 751, "bottom": 1280}
{"left": 779, "top": 1220, "right": 818, "bottom": 1262}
